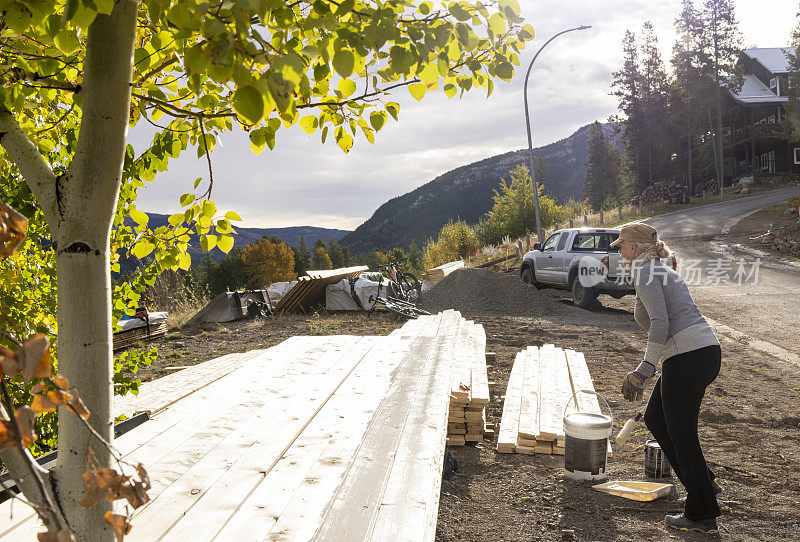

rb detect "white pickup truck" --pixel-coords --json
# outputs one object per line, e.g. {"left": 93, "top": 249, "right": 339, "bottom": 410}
{"left": 519, "top": 227, "right": 677, "bottom": 309}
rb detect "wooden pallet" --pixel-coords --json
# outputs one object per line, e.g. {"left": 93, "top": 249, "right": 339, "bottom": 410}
{"left": 497, "top": 345, "right": 610, "bottom": 456}
{"left": 273, "top": 266, "right": 368, "bottom": 313}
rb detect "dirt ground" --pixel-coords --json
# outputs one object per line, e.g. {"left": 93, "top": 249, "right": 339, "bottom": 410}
{"left": 123, "top": 269, "right": 800, "bottom": 541}
{"left": 730, "top": 204, "right": 800, "bottom": 262}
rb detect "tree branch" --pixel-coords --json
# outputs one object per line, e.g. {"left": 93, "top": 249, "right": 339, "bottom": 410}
{"left": 0, "top": 108, "right": 59, "bottom": 226}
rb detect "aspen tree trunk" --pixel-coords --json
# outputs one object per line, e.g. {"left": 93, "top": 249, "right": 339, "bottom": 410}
{"left": 51, "top": 2, "right": 138, "bottom": 539}
{"left": 0, "top": 2, "right": 138, "bottom": 540}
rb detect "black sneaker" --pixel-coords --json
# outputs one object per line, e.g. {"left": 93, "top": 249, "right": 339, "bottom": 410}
{"left": 677, "top": 479, "right": 723, "bottom": 506}
{"left": 665, "top": 514, "right": 719, "bottom": 533}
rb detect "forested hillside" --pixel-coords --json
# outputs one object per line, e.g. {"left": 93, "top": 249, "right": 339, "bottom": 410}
{"left": 342, "top": 123, "right": 614, "bottom": 252}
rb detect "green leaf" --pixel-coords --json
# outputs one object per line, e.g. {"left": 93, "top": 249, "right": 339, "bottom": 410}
{"left": 177, "top": 252, "right": 192, "bottom": 271}
{"left": 180, "top": 194, "right": 195, "bottom": 206}
{"left": 299, "top": 115, "right": 317, "bottom": 135}
{"left": 519, "top": 23, "right": 535, "bottom": 41}
{"left": 54, "top": 30, "right": 80, "bottom": 55}
{"left": 335, "top": 128, "right": 353, "bottom": 153}
{"left": 131, "top": 241, "right": 155, "bottom": 259}
{"left": 199, "top": 234, "right": 217, "bottom": 252}
{"left": 333, "top": 50, "right": 355, "bottom": 78}
{"left": 168, "top": 213, "right": 184, "bottom": 227}
{"left": 495, "top": 61, "right": 514, "bottom": 80}
{"left": 197, "top": 133, "right": 216, "bottom": 158}
{"left": 202, "top": 200, "right": 217, "bottom": 217}
{"left": 249, "top": 128, "right": 266, "bottom": 155}
{"left": 386, "top": 102, "right": 399, "bottom": 121}
{"left": 129, "top": 209, "right": 149, "bottom": 226}
{"left": 217, "top": 234, "right": 234, "bottom": 253}
{"left": 408, "top": 83, "right": 427, "bottom": 101}
{"left": 443, "top": 83, "right": 457, "bottom": 98}
{"left": 419, "top": 2, "right": 433, "bottom": 15}
{"left": 233, "top": 85, "right": 265, "bottom": 124}
{"left": 499, "top": 0, "right": 521, "bottom": 17}
{"left": 369, "top": 111, "right": 387, "bottom": 131}
{"left": 448, "top": 3, "right": 471, "bottom": 21}
{"left": 488, "top": 13, "right": 506, "bottom": 36}
{"left": 337, "top": 78, "right": 357, "bottom": 97}
{"left": 225, "top": 211, "right": 243, "bottom": 221}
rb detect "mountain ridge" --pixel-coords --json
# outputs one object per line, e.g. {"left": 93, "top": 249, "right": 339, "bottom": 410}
{"left": 341, "top": 122, "right": 612, "bottom": 253}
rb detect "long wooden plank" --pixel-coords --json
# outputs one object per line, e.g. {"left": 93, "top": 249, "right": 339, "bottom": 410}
{"left": 311, "top": 321, "right": 444, "bottom": 541}
{"left": 249, "top": 337, "right": 419, "bottom": 541}
{"left": 537, "top": 345, "right": 574, "bottom": 441}
{"left": 565, "top": 349, "right": 613, "bottom": 457}
{"left": 367, "top": 312, "right": 459, "bottom": 542}
{"left": 469, "top": 324, "right": 490, "bottom": 406}
{"left": 0, "top": 336, "right": 337, "bottom": 541}
{"left": 497, "top": 350, "right": 526, "bottom": 453}
{"left": 148, "top": 336, "right": 382, "bottom": 540}
{"left": 517, "top": 346, "right": 541, "bottom": 441}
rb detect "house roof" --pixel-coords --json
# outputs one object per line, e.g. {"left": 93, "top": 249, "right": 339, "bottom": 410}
{"left": 730, "top": 73, "right": 787, "bottom": 104}
{"left": 743, "top": 47, "right": 797, "bottom": 74}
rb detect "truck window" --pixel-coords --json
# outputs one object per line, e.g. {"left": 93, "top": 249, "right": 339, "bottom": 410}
{"left": 542, "top": 233, "right": 560, "bottom": 252}
{"left": 556, "top": 233, "right": 569, "bottom": 251}
{"left": 604, "top": 233, "right": 620, "bottom": 252}
{"left": 571, "top": 233, "right": 597, "bottom": 251}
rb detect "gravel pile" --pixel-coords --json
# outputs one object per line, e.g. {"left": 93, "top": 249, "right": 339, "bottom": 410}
{"left": 766, "top": 222, "right": 800, "bottom": 258}
{"left": 420, "top": 268, "right": 572, "bottom": 317}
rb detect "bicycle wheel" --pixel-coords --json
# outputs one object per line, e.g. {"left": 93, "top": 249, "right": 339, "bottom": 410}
{"left": 380, "top": 298, "right": 419, "bottom": 319}
{"left": 399, "top": 272, "right": 422, "bottom": 305}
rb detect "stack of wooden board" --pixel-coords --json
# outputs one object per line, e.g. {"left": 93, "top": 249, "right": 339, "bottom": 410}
{"left": 444, "top": 320, "right": 490, "bottom": 446}
{"left": 497, "top": 345, "right": 610, "bottom": 456}
{"left": 274, "top": 265, "right": 368, "bottom": 313}
{"left": 421, "top": 260, "right": 464, "bottom": 282}
{"left": 1, "top": 310, "right": 478, "bottom": 542}
{"left": 112, "top": 320, "right": 167, "bottom": 351}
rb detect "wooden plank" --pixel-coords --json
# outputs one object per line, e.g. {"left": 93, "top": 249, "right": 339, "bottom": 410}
{"left": 496, "top": 350, "right": 526, "bottom": 453}
{"left": 565, "top": 349, "right": 612, "bottom": 457}
{"left": 469, "top": 324, "right": 490, "bottom": 406}
{"left": 517, "top": 346, "right": 541, "bottom": 440}
{"left": 224, "top": 336, "right": 416, "bottom": 542}
{"left": 0, "top": 337, "right": 340, "bottom": 541}
{"left": 366, "top": 312, "right": 459, "bottom": 542}
{"left": 123, "top": 338, "right": 376, "bottom": 540}
{"left": 537, "top": 345, "right": 572, "bottom": 441}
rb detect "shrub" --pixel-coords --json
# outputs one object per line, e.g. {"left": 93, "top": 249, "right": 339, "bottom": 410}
{"left": 423, "top": 220, "right": 479, "bottom": 268}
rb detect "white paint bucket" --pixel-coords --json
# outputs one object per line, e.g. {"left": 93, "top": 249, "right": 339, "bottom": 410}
{"left": 563, "top": 390, "right": 613, "bottom": 481}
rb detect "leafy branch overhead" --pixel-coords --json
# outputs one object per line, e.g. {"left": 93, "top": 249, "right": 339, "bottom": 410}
{"left": 1, "top": 0, "right": 533, "bottom": 154}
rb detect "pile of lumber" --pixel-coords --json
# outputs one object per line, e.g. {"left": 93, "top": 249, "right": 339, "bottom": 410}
{"left": 4, "top": 311, "right": 485, "bottom": 542}
{"left": 444, "top": 320, "right": 490, "bottom": 446}
{"left": 112, "top": 321, "right": 167, "bottom": 351}
{"left": 497, "top": 344, "right": 610, "bottom": 456}
{"left": 273, "top": 265, "right": 368, "bottom": 313}
{"left": 421, "top": 260, "right": 464, "bottom": 282}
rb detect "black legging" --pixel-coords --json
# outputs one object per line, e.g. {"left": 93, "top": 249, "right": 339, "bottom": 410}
{"left": 644, "top": 344, "right": 722, "bottom": 520}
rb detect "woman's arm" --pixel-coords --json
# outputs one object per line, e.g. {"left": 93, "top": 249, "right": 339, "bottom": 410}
{"left": 636, "top": 269, "right": 669, "bottom": 367}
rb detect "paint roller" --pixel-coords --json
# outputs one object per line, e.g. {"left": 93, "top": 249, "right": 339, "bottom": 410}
{"left": 615, "top": 411, "right": 642, "bottom": 444}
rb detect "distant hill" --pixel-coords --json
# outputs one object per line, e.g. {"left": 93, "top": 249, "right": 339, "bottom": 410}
{"left": 124, "top": 214, "right": 349, "bottom": 267}
{"left": 341, "top": 122, "right": 614, "bottom": 253}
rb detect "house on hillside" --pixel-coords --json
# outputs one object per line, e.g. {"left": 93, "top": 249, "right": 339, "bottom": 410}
{"left": 723, "top": 47, "right": 799, "bottom": 182}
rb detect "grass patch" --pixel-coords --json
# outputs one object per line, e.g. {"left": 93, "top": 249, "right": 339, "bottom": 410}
{"left": 167, "top": 332, "right": 183, "bottom": 340}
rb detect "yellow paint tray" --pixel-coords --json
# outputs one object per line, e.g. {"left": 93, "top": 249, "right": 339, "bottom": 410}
{"left": 592, "top": 481, "right": 673, "bottom": 502}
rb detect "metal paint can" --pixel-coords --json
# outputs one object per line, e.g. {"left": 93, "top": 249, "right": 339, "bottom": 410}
{"left": 644, "top": 438, "right": 672, "bottom": 478}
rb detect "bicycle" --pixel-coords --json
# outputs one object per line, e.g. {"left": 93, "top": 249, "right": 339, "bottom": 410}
{"left": 368, "top": 262, "right": 429, "bottom": 318}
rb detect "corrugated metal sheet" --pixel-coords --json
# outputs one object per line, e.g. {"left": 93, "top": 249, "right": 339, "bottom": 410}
{"left": 731, "top": 74, "right": 787, "bottom": 104}
{"left": 744, "top": 47, "right": 797, "bottom": 74}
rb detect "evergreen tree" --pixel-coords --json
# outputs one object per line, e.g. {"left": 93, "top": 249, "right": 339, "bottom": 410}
{"left": 611, "top": 30, "right": 644, "bottom": 192}
{"left": 640, "top": 21, "right": 670, "bottom": 186}
{"left": 293, "top": 235, "right": 311, "bottom": 276}
{"left": 785, "top": 3, "right": 800, "bottom": 141}
{"left": 327, "top": 238, "right": 345, "bottom": 268}
{"left": 583, "top": 122, "right": 621, "bottom": 210}
{"left": 312, "top": 245, "right": 333, "bottom": 270}
{"left": 210, "top": 248, "right": 246, "bottom": 295}
{"left": 701, "top": 0, "right": 743, "bottom": 192}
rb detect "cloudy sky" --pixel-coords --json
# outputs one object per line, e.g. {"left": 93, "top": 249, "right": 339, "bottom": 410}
{"left": 131, "top": 0, "right": 798, "bottom": 230}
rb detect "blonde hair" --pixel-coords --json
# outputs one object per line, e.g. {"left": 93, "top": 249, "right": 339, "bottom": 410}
{"left": 633, "top": 240, "right": 670, "bottom": 260}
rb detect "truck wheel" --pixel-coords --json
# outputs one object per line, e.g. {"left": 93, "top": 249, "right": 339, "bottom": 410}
{"left": 521, "top": 267, "right": 541, "bottom": 289}
{"left": 571, "top": 277, "right": 598, "bottom": 309}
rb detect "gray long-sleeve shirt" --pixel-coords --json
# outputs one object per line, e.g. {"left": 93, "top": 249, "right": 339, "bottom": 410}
{"left": 633, "top": 257, "right": 719, "bottom": 367}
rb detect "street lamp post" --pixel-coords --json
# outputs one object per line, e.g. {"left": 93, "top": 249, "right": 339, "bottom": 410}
{"left": 524, "top": 25, "right": 591, "bottom": 244}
